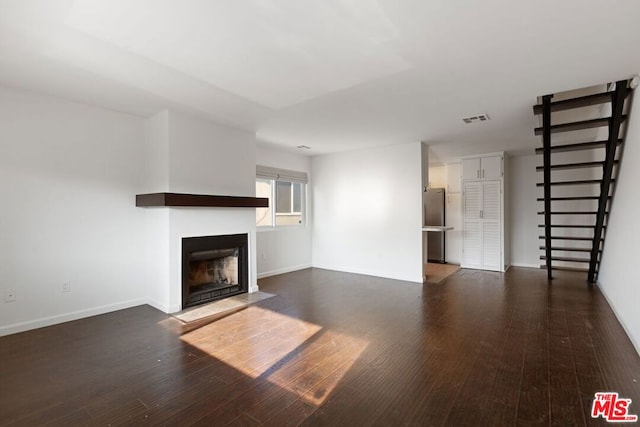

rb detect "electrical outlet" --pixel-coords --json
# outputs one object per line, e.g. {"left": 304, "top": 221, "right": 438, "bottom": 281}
{"left": 4, "top": 288, "right": 16, "bottom": 303}
{"left": 62, "top": 281, "right": 71, "bottom": 293}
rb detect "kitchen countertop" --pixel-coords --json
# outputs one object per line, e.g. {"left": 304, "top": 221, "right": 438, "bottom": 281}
{"left": 422, "top": 226, "right": 454, "bottom": 232}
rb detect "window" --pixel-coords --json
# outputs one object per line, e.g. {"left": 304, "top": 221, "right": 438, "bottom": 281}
{"left": 275, "top": 181, "right": 303, "bottom": 225}
{"left": 256, "top": 166, "right": 308, "bottom": 228}
{"left": 255, "top": 179, "right": 306, "bottom": 227}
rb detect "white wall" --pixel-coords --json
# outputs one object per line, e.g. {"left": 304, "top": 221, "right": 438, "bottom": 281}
{"left": 503, "top": 155, "right": 511, "bottom": 269}
{"left": 509, "top": 154, "right": 539, "bottom": 268}
{"left": 0, "top": 85, "right": 148, "bottom": 335}
{"left": 421, "top": 143, "right": 429, "bottom": 275}
{"left": 145, "top": 111, "right": 258, "bottom": 313}
{"left": 255, "top": 146, "right": 312, "bottom": 278}
{"left": 143, "top": 112, "right": 171, "bottom": 310}
{"left": 445, "top": 162, "right": 462, "bottom": 264}
{"left": 0, "top": 87, "right": 260, "bottom": 334}
{"left": 597, "top": 94, "right": 640, "bottom": 354}
{"left": 428, "top": 164, "right": 445, "bottom": 189}
{"left": 312, "top": 142, "right": 423, "bottom": 283}
{"left": 168, "top": 112, "right": 255, "bottom": 195}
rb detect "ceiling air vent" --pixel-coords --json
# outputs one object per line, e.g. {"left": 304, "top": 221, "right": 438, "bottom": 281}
{"left": 462, "top": 114, "right": 490, "bottom": 124}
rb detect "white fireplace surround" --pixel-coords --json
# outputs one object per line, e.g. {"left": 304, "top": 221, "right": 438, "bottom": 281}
{"left": 144, "top": 110, "right": 259, "bottom": 313}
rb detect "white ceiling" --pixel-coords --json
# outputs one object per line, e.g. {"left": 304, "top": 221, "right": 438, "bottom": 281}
{"left": 1, "top": 0, "right": 640, "bottom": 161}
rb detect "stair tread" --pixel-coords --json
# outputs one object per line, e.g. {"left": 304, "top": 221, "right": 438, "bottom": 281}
{"left": 535, "top": 139, "right": 623, "bottom": 154}
{"left": 537, "top": 211, "right": 601, "bottom": 215}
{"left": 540, "top": 255, "right": 591, "bottom": 263}
{"left": 536, "top": 196, "right": 609, "bottom": 201}
{"left": 535, "top": 160, "right": 618, "bottom": 171}
{"left": 539, "top": 236, "right": 602, "bottom": 241}
{"left": 540, "top": 246, "right": 600, "bottom": 253}
{"left": 534, "top": 116, "right": 627, "bottom": 136}
{"left": 536, "top": 179, "right": 614, "bottom": 187}
{"left": 537, "top": 224, "right": 604, "bottom": 228}
{"left": 533, "top": 89, "right": 630, "bottom": 115}
{"left": 540, "top": 265, "right": 590, "bottom": 272}
{"left": 536, "top": 80, "right": 632, "bottom": 284}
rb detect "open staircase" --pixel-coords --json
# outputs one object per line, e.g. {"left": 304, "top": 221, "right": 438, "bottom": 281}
{"left": 534, "top": 79, "right": 635, "bottom": 283}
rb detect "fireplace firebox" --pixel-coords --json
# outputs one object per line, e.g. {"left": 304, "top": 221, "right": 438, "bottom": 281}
{"left": 182, "top": 233, "right": 248, "bottom": 309}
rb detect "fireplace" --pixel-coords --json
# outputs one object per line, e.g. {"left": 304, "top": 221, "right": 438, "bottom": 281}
{"left": 182, "top": 233, "right": 248, "bottom": 309}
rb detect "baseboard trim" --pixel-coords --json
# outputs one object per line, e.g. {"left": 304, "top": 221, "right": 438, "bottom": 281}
{"left": 311, "top": 264, "right": 423, "bottom": 284}
{"left": 0, "top": 298, "right": 147, "bottom": 337}
{"left": 596, "top": 284, "right": 640, "bottom": 357}
{"left": 257, "top": 264, "right": 312, "bottom": 279}
{"left": 146, "top": 298, "right": 171, "bottom": 314}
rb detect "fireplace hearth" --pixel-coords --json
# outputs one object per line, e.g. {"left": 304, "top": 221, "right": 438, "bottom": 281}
{"left": 182, "top": 234, "right": 248, "bottom": 309}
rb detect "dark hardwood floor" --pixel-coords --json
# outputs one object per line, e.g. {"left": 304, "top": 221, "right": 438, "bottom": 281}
{"left": 2, "top": 267, "right": 640, "bottom": 426}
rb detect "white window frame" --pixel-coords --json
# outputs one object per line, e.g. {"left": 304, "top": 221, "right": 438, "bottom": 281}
{"left": 256, "top": 166, "right": 308, "bottom": 230}
{"left": 276, "top": 181, "right": 302, "bottom": 216}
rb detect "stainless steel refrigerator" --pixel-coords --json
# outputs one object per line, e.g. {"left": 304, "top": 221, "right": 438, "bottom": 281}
{"left": 425, "top": 188, "right": 446, "bottom": 263}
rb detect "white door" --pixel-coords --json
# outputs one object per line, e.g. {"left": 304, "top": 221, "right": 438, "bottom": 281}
{"left": 481, "top": 156, "right": 503, "bottom": 179}
{"left": 462, "top": 181, "right": 482, "bottom": 269}
{"left": 481, "top": 180, "right": 502, "bottom": 271}
{"left": 462, "top": 158, "right": 481, "bottom": 181}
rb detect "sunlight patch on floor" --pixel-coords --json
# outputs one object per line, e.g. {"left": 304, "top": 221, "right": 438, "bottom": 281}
{"left": 180, "top": 305, "right": 367, "bottom": 406}
{"left": 265, "top": 328, "right": 368, "bottom": 406}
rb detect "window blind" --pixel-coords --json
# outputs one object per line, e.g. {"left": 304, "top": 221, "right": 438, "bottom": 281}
{"left": 256, "top": 165, "right": 308, "bottom": 184}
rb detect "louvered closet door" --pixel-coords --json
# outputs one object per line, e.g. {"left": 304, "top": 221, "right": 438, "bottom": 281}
{"left": 462, "top": 181, "right": 482, "bottom": 269}
{"left": 481, "top": 180, "right": 502, "bottom": 271}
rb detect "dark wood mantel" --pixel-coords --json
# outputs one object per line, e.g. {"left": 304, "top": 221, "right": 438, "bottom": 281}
{"left": 136, "top": 192, "right": 268, "bottom": 208}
